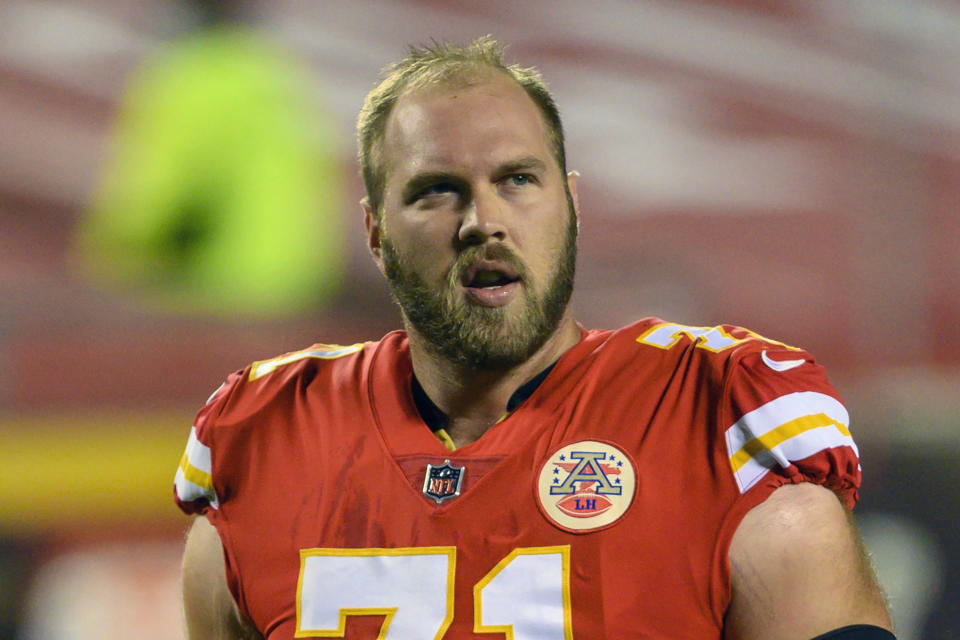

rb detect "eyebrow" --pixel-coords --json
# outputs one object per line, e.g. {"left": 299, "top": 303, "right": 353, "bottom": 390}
{"left": 497, "top": 156, "right": 547, "bottom": 175}
{"left": 401, "top": 171, "right": 462, "bottom": 203}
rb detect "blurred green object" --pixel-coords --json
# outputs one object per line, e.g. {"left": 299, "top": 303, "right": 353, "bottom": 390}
{"left": 77, "top": 26, "right": 343, "bottom": 317}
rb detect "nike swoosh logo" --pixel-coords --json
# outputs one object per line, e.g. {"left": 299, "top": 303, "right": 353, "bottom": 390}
{"left": 761, "top": 350, "right": 807, "bottom": 372}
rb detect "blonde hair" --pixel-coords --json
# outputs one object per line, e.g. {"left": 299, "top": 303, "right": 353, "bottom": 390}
{"left": 357, "top": 36, "right": 566, "bottom": 217}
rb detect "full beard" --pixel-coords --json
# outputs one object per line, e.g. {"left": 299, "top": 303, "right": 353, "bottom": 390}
{"left": 382, "top": 206, "right": 577, "bottom": 370}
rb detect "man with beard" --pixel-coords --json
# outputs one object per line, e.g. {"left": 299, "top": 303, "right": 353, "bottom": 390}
{"left": 175, "top": 38, "right": 896, "bottom": 640}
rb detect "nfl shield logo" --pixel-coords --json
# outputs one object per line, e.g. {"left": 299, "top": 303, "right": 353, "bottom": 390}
{"left": 422, "top": 459, "right": 465, "bottom": 504}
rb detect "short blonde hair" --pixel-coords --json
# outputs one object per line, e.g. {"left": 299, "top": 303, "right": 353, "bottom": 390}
{"left": 357, "top": 36, "right": 567, "bottom": 218}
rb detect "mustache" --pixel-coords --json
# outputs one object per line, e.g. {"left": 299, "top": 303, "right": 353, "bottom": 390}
{"left": 447, "top": 244, "right": 528, "bottom": 286}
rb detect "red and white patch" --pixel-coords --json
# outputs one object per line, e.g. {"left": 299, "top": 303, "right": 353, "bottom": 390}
{"left": 536, "top": 440, "right": 637, "bottom": 533}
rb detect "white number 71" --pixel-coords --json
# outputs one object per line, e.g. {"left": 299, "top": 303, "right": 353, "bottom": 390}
{"left": 296, "top": 546, "right": 572, "bottom": 640}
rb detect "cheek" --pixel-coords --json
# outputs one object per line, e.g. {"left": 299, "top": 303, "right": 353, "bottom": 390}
{"left": 521, "top": 235, "right": 562, "bottom": 285}
{"left": 393, "top": 231, "right": 454, "bottom": 280}
{"left": 386, "top": 212, "right": 452, "bottom": 255}
{"left": 528, "top": 207, "right": 570, "bottom": 252}
{"left": 534, "top": 221, "right": 573, "bottom": 278}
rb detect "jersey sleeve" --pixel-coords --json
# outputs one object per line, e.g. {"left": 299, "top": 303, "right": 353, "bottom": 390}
{"left": 720, "top": 342, "right": 861, "bottom": 509}
{"left": 173, "top": 372, "right": 242, "bottom": 514}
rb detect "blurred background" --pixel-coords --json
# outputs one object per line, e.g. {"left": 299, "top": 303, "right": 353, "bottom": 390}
{"left": 0, "top": 0, "right": 957, "bottom": 638}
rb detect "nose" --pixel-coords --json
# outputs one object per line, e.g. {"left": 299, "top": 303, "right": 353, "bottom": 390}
{"left": 457, "top": 188, "right": 507, "bottom": 245}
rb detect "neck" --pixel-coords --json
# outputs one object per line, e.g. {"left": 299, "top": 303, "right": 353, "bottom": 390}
{"left": 406, "top": 314, "right": 581, "bottom": 447}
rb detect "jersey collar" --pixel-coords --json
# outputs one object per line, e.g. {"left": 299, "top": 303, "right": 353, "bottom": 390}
{"left": 410, "top": 363, "right": 557, "bottom": 433}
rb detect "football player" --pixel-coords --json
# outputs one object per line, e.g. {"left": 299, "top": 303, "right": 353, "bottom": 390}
{"left": 176, "top": 37, "right": 895, "bottom": 640}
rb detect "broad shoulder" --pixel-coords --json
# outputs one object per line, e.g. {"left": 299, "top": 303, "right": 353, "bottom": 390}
{"left": 726, "top": 483, "right": 892, "bottom": 639}
{"left": 202, "top": 340, "right": 377, "bottom": 425}
{"left": 585, "top": 318, "right": 814, "bottom": 391}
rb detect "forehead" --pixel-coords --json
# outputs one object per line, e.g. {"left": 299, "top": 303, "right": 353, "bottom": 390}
{"left": 381, "top": 75, "right": 555, "bottom": 181}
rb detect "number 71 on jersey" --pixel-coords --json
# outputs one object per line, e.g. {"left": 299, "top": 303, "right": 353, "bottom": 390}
{"left": 296, "top": 546, "right": 573, "bottom": 639}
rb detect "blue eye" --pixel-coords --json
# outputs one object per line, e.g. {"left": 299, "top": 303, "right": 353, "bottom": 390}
{"left": 510, "top": 174, "right": 530, "bottom": 186}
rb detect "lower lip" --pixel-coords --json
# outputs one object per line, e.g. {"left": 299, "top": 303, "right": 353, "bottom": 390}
{"left": 462, "top": 281, "right": 521, "bottom": 307}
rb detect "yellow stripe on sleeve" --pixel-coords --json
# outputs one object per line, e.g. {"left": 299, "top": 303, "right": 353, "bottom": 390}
{"left": 178, "top": 451, "right": 213, "bottom": 490}
{"left": 729, "top": 413, "right": 852, "bottom": 473}
{"left": 724, "top": 391, "right": 858, "bottom": 493}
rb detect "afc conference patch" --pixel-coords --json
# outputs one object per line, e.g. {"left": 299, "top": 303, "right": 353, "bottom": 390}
{"left": 422, "top": 459, "right": 465, "bottom": 504}
{"left": 536, "top": 440, "right": 637, "bottom": 533}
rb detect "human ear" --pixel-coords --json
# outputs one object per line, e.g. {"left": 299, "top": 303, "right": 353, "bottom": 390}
{"left": 566, "top": 170, "right": 581, "bottom": 221}
{"left": 362, "top": 198, "right": 386, "bottom": 276}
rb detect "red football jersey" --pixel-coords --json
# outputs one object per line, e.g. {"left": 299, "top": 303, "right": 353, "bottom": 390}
{"left": 175, "top": 318, "right": 860, "bottom": 639}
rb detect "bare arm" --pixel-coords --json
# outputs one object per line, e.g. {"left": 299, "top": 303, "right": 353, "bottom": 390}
{"left": 182, "top": 516, "right": 262, "bottom": 640}
{"left": 726, "top": 483, "right": 893, "bottom": 640}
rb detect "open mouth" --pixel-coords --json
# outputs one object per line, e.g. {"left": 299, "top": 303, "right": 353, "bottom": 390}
{"left": 467, "top": 270, "right": 519, "bottom": 289}
{"left": 462, "top": 261, "right": 521, "bottom": 289}
{"left": 460, "top": 260, "right": 522, "bottom": 306}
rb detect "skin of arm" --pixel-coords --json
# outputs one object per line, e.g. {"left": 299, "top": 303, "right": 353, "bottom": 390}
{"left": 725, "top": 483, "right": 894, "bottom": 640}
{"left": 182, "top": 516, "right": 262, "bottom": 640}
